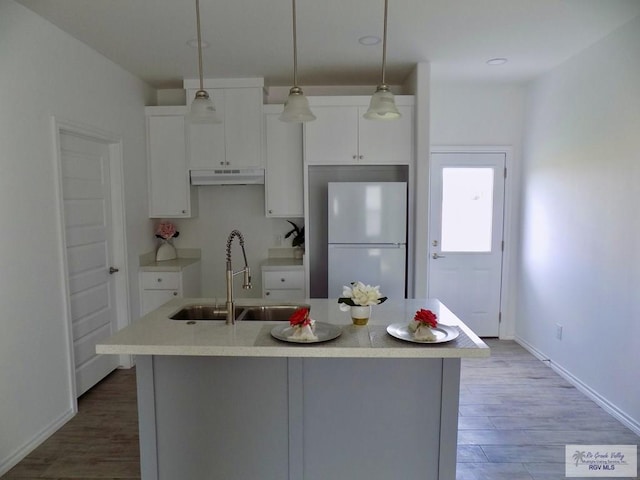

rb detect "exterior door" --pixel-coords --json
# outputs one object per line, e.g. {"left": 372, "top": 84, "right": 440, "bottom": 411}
{"left": 428, "top": 152, "right": 505, "bottom": 336}
{"left": 60, "top": 131, "right": 120, "bottom": 396}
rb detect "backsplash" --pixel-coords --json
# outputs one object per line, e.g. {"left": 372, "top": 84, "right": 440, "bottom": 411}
{"left": 167, "top": 185, "right": 302, "bottom": 298}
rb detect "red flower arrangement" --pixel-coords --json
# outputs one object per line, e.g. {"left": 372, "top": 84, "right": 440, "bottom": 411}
{"left": 289, "top": 307, "right": 312, "bottom": 327}
{"left": 414, "top": 309, "right": 438, "bottom": 329}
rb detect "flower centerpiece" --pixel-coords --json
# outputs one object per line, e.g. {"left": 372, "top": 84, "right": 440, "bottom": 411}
{"left": 287, "top": 307, "right": 317, "bottom": 341}
{"left": 337, "top": 281, "right": 387, "bottom": 326}
{"left": 155, "top": 222, "right": 180, "bottom": 261}
{"left": 408, "top": 308, "right": 438, "bottom": 341}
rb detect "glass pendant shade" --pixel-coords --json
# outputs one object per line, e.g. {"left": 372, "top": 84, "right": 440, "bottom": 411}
{"left": 364, "top": 85, "right": 401, "bottom": 120}
{"left": 190, "top": 90, "right": 221, "bottom": 124}
{"left": 280, "top": 87, "right": 316, "bottom": 123}
{"left": 189, "top": 0, "right": 221, "bottom": 124}
{"left": 364, "top": 0, "right": 401, "bottom": 121}
{"left": 280, "top": 0, "right": 315, "bottom": 123}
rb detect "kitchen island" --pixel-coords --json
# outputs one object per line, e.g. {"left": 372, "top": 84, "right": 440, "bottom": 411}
{"left": 97, "top": 298, "right": 489, "bottom": 480}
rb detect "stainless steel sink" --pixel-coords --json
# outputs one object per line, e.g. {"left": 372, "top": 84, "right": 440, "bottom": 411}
{"left": 170, "top": 304, "right": 239, "bottom": 321}
{"left": 170, "top": 304, "right": 309, "bottom": 322}
{"left": 236, "top": 304, "right": 310, "bottom": 321}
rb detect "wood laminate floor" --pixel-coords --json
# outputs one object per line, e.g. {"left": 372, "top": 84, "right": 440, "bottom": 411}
{"left": 3, "top": 340, "right": 639, "bottom": 479}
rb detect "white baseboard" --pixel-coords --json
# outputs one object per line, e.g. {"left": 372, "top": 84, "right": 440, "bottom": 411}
{"left": 0, "top": 408, "right": 75, "bottom": 476}
{"left": 515, "top": 336, "right": 640, "bottom": 437}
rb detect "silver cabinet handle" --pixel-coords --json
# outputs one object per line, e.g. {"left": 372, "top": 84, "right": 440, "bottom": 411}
{"left": 432, "top": 253, "right": 446, "bottom": 259}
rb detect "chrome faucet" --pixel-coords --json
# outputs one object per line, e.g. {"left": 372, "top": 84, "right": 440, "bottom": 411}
{"left": 225, "top": 229, "right": 252, "bottom": 324}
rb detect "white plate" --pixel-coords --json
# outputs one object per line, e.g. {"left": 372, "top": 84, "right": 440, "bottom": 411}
{"left": 386, "top": 323, "right": 459, "bottom": 344}
{"left": 271, "top": 322, "right": 342, "bottom": 344}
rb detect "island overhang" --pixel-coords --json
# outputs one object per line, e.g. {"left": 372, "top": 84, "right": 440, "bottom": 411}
{"left": 96, "top": 297, "right": 490, "bottom": 358}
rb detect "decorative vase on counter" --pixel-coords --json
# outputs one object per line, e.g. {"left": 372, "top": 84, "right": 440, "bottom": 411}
{"left": 350, "top": 305, "right": 372, "bottom": 326}
{"left": 156, "top": 240, "right": 177, "bottom": 261}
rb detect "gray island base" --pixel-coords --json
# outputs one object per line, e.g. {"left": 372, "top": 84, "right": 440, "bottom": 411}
{"left": 97, "top": 298, "right": 489, "bottom": 480}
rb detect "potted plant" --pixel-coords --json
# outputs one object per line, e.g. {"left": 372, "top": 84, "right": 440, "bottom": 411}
{"left": 285, "top": 221, "right": 305, "bottom": 258}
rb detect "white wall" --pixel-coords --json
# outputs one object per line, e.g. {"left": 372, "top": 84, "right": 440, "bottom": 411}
{"left": 517, "top": 15, "right": 640, "bottom": 431}
{"left": 430, "top": 82, "right": 526, "bottom": 147}
{"left": 0, "top": 1, "right": 154, "bottom": 473}
{"left": 430, "top": 81, "right": 526, "bottom": 336}
{"left": 173, "top": 186, "right": 302, "bottom": 297}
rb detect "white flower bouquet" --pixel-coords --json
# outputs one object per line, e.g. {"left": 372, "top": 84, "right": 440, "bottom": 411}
{"left": 337, "top": 281, "right": 387, "bottom": 312}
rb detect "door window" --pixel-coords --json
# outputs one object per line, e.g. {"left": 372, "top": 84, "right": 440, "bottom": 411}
{"left": 441, "top": 167, "right": 494, "bottom": 252}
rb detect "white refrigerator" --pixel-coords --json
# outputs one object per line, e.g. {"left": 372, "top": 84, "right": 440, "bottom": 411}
{"left": 327, "top": 182, "right": 407, "bottom": 299}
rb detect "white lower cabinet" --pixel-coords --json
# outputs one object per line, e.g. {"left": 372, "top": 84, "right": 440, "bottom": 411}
{"left": 137, "top": 356, "right": 452, "bottom": 480}
{"left": 139, "top": 262, "right": 201, "bottom": 316}
{"left": 262, "top": 267, "right": 305, "bottom": 299}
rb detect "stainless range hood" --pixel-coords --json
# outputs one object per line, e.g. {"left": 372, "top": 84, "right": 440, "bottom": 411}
{"left": 190, "top": 168, "right": 265, "bottom": 185}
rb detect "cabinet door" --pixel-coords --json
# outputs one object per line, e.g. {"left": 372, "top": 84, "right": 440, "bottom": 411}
{"left": 304, "top": 106, "right": 358, "bottom": 164}
{"left": 140, "top": 289, "right": 179, "bottom": 316}
{"left": 357, "top": 105, "right": 413, "bottom": 164}
{"left": 147, "top": 115, "right": 192, "bottom": 217}
{"left": 188, "top": 89, "right": 226, "bottom": 169}
{"left": 264, "top": 109, "right": 303, "bottom": 217}
{"left": 225, "top": 88, "right": 263, "bottom": 168}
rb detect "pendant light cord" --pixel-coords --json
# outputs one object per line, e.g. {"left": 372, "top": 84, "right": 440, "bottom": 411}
{"left": 381, "top": 0, "right": 388, "bottom": 86}
{"left": 196, "top": 0, "right": 205, "bottom": 91}
{"left": 292, "top": 0, "right": 298, "bottom": 88}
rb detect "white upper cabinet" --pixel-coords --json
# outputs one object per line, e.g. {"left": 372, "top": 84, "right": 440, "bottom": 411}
{"left": 188, "top": 89, "right": 226, "bottom": 168}
{"left": 146, "top": 106, "right": 197, "bottom": 218}
{"left": 304, "top": 97, "right": 414, "bottom": 165}
{"left": 263, "top": 105, "right": 304, "bottom": 217}
{"left": 185, "top": 78, "right": 264, "bottom": 169}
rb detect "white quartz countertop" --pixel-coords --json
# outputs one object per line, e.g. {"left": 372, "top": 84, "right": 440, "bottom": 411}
{"left": 97, "top": 298, "right": 489, "bottom": 359}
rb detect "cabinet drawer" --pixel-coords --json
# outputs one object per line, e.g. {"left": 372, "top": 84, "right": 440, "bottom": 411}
{"left": 264, "top": 289, "right": 305, "bottom": 300}
{"left": 263, "top": 270, "right": 304, "bottom": 290}
{"left": 140, "top": 272, "right": 181, "bottom": 290}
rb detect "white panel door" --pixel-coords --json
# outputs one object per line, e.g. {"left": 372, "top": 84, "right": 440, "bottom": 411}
{"left": 61, "top": 132, "right": 119, "bottom": 396}
{"left": 428, "top": 152, "right": 505, "bottom": 336}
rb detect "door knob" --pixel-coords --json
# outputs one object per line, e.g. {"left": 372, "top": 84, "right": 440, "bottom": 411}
{"left": 432, "top": 253, "right": 446, "bottom": 260}
{"left": 109, "top": 267, "right": 119, "bottom": 274}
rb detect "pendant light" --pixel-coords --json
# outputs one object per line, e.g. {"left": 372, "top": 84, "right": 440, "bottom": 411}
{"left": 364, "top": 0, "right": 401, "bottom": 121}
{"left": 280, "top": 0, "right": 316, "bottom": 123}
{"left": 189, "top": 0, "right": 221, "bottom": 124}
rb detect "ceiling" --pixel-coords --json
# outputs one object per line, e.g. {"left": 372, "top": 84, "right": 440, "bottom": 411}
{"left": 16, "top": 0, "right": 640, "bottom": 89}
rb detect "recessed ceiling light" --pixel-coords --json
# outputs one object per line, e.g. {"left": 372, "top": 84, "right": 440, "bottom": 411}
{"left": 359, "top": 35, "right": 381, "bottom": 46}
{"left": 486, "top": 57, "right": 508, "bottom": 66}
{"left": 187, "top": 38, "right": 210, "bottom": 49}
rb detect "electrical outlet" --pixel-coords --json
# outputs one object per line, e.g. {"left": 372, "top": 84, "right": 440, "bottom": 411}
{"left": 556, "top": 324, "right": 563, "bottom": 340}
